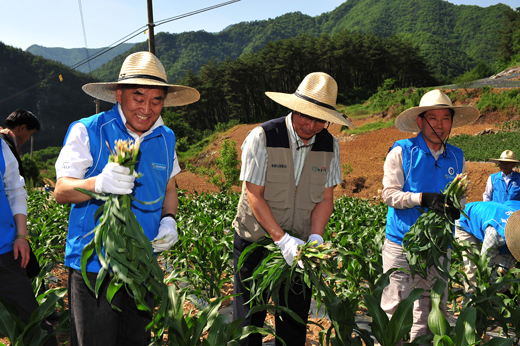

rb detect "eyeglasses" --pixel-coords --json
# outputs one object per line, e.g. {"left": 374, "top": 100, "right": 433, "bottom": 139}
{"left": 294, "top": 111, "right": 327, "bottom": 126}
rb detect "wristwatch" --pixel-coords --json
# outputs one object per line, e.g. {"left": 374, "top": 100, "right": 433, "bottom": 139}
{"left": 15, "top": 234, "right": 30, "bottom": 242}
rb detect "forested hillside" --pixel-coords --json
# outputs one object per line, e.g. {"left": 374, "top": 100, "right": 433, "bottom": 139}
{"left": 161, "top": 32, "right": 437, "bottom": 148}
{"left": 0, "top": 43, "right": 110, "bottom": 151}
{"left": 92, "top": 0, "right": 512, "bottom": 82}
{"left": 26, "top": 43, "right": 136, "bottom": 73}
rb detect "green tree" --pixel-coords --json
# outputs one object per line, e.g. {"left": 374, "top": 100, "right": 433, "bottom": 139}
{"left": 21, "top": 155, "right": 43, "bottom": 187}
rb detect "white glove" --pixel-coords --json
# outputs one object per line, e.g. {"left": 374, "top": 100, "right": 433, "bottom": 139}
{"left": 275, "top": 233, "right": 304, "bottom": 266}
{"left": 307, "top": 234, "right": 324, "bottom": 247}
{"left": 94, "top": 162, "right": 135, "bottom": 195}
{"left": 151, "top": 216, "right": 178, "bottom": 252}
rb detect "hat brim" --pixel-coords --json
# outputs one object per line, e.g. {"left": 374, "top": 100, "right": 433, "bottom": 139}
{"left": 83, "top": 79, "right": 200, "bottom": 107}
{"left": 489, "top": 158, "right": 520, "bottom": 164}
{"left": 265, "top": 92, "right": 354, "bottom": 127}
{"left": 395, "top": 105, "right": 480, "bottom": 132}
{"left": 505, "top": 210, "right": 520, "bottom": 261}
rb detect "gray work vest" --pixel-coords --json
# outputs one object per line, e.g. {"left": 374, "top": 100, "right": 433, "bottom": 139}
{"left": 232, "top": 116, "right": 334, "bottom": 242}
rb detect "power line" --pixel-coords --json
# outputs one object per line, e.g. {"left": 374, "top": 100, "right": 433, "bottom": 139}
{"left": 78, "top": 0, "right": 92, "bottom": 73}
{"left": 0, "top": 0, "right": 241, "bottom": 106}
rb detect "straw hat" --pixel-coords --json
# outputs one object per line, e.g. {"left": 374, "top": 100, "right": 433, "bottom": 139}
{"left": 395, "top": 89, "right": 479, "bottom": 132}
{"left": 505, "top": 210, "right": 520, "bottom": 261}
{"left": 82, "top": 51, "right": 200, "bottom": 107}
{"left": 490, "top": 150, "right": 520, "bottom": 164}
{"left": 265, "top": 72, "right": 354, "bottom": 127}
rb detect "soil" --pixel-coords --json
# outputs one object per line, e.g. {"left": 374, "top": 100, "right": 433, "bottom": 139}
{"left": 176, "top": 116, "right": 504, "bottom": 204}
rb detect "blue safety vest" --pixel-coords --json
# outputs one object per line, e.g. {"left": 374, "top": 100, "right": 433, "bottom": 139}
{"left": 385, "top": 133, "right": 464, "bottom": 244}
{"left": 64, "top": 105, "right": 176, "bottom": 272}
{"left": 0, "top": 143, "right": 16, "bottom": 255}
{"left": 490, "top": 171, "right": 520, "bottom": 203}
{"left": 458, "top": 201, "right": 519, "bottom": 254}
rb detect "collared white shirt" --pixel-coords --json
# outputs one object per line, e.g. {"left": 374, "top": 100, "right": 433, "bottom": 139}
{"left": 239, "top": 113, "right": 341, "bottom": 187}
{"left": 56, "top": 104, "right": 180, "bottom": 180}
{"left": 1, "top": 139, "right": 27, "bottom": 216}
{"left": 382, "top": 144, "right": 466, "bottom": 209}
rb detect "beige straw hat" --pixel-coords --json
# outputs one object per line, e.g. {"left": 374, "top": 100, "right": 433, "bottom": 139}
{"left": 82, "top": 51, "right": 200, "bottom": 107}
{"left": 505, "top": 210, "right": 520, "bottom": 261}
{"left": 265, "top": 72, "right": 354, "bottom": 127}
{"left": 395, "top": 89, "right": 479, "bottom": 132}
{"left": 490, "top": 150, "right": 520, "bottom": 164}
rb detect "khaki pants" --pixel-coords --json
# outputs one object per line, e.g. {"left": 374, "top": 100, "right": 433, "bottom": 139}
{"left": 381, "top": 238, "right": 449, "bottom": 343}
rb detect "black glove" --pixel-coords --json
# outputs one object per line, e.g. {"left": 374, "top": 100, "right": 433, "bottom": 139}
{"left": 421, "top": 192, "right": 460, "bottom": 220}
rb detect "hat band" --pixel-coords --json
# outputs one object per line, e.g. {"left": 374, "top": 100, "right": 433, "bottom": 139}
{"left": 294, "top": 91, "right": 336, "bottom": 111}
{"left": 118, "top": 74, "right": 168, "bottom": 84}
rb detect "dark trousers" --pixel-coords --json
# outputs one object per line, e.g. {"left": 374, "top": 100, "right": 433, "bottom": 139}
{"left": 0, "top": 251, "right": 56, "bottom": 346}
{"left": 233, "top": 232, "right": 311, "bottom": 346}
{"left": 68, "top": 268, "right": 153, "bottom": 346}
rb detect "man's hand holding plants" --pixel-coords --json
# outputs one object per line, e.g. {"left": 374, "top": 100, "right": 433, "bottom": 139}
{"left": 94, "top": 162, "right": 135, "bottom": 195}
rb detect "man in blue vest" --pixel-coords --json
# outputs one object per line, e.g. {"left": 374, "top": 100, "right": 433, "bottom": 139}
{"left": 483, "top": 150, "right": 520, "bottom": 203}
{"left": 381, "top": 89, "right": 479, "bottom": 343}
{"left": 54, "top": 52, "right": 200, "bottom": 345}
{"left": 455, "top": 201, "right": 519, "bottom": 296}
{"left": 232, "top": 72, "right": 353, "bottom": 346}
{"left": 0, "top": 137, "right": 57, "bottom": 345}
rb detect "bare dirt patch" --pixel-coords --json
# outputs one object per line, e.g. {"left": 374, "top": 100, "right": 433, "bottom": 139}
{"left": 176, "top": 118, "right": 502, "bottom": 203}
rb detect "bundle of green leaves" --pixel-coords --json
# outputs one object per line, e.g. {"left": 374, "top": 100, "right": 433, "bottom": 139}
{"left": 403, "top": 173, "right": 469, "bottom": 279}
{"left": 75, "top": 139, "right": 170, "bottom": 337}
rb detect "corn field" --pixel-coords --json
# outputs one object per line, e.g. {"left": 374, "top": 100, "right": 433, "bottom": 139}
{"left": 1, "top": 189, "right": 520, "bottom": 346}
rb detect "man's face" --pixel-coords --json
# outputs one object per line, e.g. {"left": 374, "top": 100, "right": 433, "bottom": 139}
{"left": 116, "top": 86, "right": 165, "bottom": 136}
{"left": 416, "top": 109, "right": 453, "bottom": 150}
{"left": 499, "top": 161, "right": 517, "bottom": 175}
{"left": 291, "top": 111, "right": 326, "bottom": 142}
{"left": 14, "top": 125, "right": 36, "bottom": 146}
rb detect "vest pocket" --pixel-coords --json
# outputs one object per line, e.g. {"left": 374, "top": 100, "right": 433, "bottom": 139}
{"left": 309, "top": 172, "right": 327, "bottom": 204}
{"left": 264, "top": 171, "right": 289, "bottom": 203}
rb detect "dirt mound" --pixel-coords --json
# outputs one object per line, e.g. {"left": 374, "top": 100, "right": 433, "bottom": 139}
{"left": 176, "top": 117, "right": 501, "bottom": 203}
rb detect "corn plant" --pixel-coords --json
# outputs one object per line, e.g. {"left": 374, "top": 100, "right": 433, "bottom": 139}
{"left": 404, "top": 174, "right": 469, "bottom": 278}
{"left": 363, "top": 271, "right": 424, "bottom": 346}
{"left": 0, "top": 288, "right": 69, "bottom": 346}
{"left": 411, "top": 279, "right": 515, "bottom": 346}
{"left": 75, "top": 139, "right": 172, "bottom": 342}
{"left": 162, "top": 285, "right": 297, "bottom": 346}
{"left": 165, "top": 191, "right": 238, "bottom": 300}
{"left": 239, "top": 236, "right": 372, "bottom": 346}
{"left": 27, "top": 190, "right": 69, "bottom": 266}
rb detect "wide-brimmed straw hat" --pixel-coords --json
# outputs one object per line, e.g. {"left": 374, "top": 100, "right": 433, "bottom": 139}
{"left": 505, "top": 210, "right": 520, "bottom": 261}
{"left": 265, "top": 72, "right": 354, "bottom": 127}
{"left": 82, "top": 51, "right": 200, "bottom": 107}
{"left": 395, "top": 89, "right": 479, "bottom": 132}
{"left": 490, "top": 150, "right": 520, "bottom": 164}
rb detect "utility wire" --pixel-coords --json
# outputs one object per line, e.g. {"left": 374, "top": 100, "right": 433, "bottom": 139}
{"left": 0, "top": 0, "right": 240, "bottom": 106}
{"left": 78, "top": 0, "right": 92, "bottom": 73}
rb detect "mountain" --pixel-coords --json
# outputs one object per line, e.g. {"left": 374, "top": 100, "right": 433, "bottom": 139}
{"left": 91, "top": 0, "right": 511, "bottom": 82}
{"left": 0, "top": 42, "right": 112, "bottom": 151}
{"left": 26, "top": 43, "right": 136, "bottom": 74}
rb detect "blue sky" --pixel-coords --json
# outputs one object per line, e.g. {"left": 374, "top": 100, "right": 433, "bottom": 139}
{"left": 0, "top": 0, "right": 517, "bottom": 51}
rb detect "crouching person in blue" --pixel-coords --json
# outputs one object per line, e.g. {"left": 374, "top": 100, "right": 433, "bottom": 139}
{"left": 54, "top": 52, "right": 200, "bottom": 345}
{"left": 0, "top": 138, "right": 56, "bottom": 345}
{"left": 232, "top": 72, "right": 354, "bottom": 346}
{"left": 381, "top": 89, "right": 479, "bottom": 343}
{"left": 455, "top": 201, "right": 520, "bottom": 295}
